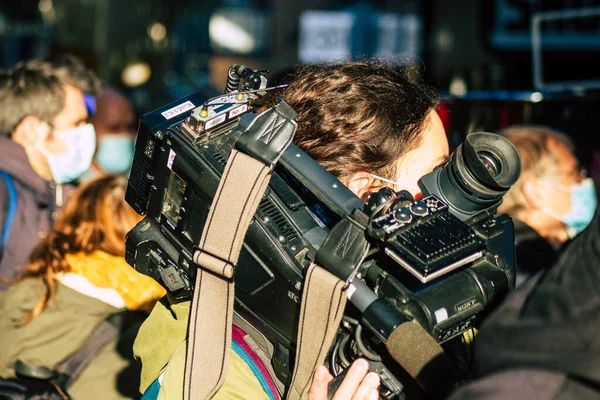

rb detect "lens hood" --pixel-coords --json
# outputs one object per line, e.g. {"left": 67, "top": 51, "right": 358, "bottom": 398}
{"left": 419, "top": 132, "right": 521, "bottom": 220}
{"left": 452, "top": 133, "right": 521, "bottom": 200}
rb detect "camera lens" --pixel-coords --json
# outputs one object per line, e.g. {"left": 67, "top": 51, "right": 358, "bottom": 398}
{"left": 455, "top": 133, "right": 521, "bottom": 197}
{"left": 419, "top": 132, "right": 522, "bottom": 219}
{"left": 477, "top": 151, "right": 501, "bottom": 177}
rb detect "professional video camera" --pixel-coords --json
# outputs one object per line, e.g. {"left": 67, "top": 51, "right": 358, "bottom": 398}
{"left": 125, "top": 65, "right": 521, "bottom": 398}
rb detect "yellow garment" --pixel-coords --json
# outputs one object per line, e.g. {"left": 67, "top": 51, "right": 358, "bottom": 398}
{"left": 135, "top": 297, "right": 269, "bottom": 400}
{"left": 65, "top": 250, "right": 165, "bottom": 310}
{"left": 159, "top": 339, "right": 270, "bottom": 400}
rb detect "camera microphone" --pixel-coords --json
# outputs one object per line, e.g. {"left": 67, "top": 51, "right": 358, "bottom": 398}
{"left": 347, "top": 279, "right": 456, "bottom": 394}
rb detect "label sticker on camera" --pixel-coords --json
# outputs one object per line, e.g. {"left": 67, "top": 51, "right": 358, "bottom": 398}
{"left": 346, "top": 283, "right": 357, "bottom": 300}
{"left": 162, "top": 101, "right": 195, "bottom": 120}
{"left": 434, "top": 308, "right": 448, "bottom": 323}
{"left": 229, "top": 104, "right": 248, "bottom": 118}
{"left": 205, "top": 114, "right": 227, "bottom": 130}
{"left": 167, "top": 149, "right": 176, "bottom": 170}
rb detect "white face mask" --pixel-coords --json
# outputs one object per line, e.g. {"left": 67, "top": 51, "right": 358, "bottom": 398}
{"left": 368, "top": 173, "right": 421, "bottom": 193}
{"left": 36, "top": 123, "right": 97, "bottom": 184}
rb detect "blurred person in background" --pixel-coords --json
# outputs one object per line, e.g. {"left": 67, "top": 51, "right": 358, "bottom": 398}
{"left": 0, "top": 175, "right": 165, "bottom": 400}
{"left": 81, "top": 87, "right": 137, "bottom": 182}
{"left": 0, "top": 56, "right": 99, "bottom": 289}
{"left": 497, "top": 126, "right": 596, "bottom": 287}
{"left": 449, "top": 179, "right": 600, "bottom": 400}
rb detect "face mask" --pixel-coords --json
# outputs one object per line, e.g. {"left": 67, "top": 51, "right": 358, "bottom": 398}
{"left": 368, "top": 173, "right": 421, "bottom": 193}
{"left": 541, "top": 177, "right": 597, "bottom": 238}
{"left": 96, "top": 134, "right": 135, "bottom": 174}
{"left": 37, "top": 123, "right": 96, "bottom": 184}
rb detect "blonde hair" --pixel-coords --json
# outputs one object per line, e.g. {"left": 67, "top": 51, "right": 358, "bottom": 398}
{"left": 20, "top": 175, "right": 141, "bottom": 322}
{"left": 498, "top": 125, "right": 574, "bottom": 218}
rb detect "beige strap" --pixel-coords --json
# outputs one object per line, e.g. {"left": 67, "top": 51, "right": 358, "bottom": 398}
{"left": 287, "top": 263, "right": 347, "bottom": 400}
{"left": 184, "top": 149, "right": 271, "bottom": 400}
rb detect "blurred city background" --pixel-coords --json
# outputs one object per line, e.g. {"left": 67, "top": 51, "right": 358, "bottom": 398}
{"left": 1, "top": 0, "right": 600, "bottom": 159}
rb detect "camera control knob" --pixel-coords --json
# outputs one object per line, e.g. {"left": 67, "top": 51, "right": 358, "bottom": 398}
{"left": 410, "top": 201, "right": 429, "bottom": 217}
{"left": 394, "top": 209, "right": 412, "bottom": 224}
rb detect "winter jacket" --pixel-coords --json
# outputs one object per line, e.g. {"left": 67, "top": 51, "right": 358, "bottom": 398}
{"left": 449, "top": 208, "right": 600, "bottom": 399}
{"left": 0, "top": 278, "right": 143, "bottom": 400}
{"left": 0, "top": 136, "right": 76, "bottom": 289}
{"left": 512, "top": 219, "right": 560, "bottom": 287}
{"left": 0, "top": 250, "right": 165, "bottom": 399}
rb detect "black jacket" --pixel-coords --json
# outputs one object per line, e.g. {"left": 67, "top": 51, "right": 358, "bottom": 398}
{"left": 513, "top": 219, "right": 560, "bottom": 287}
{"left": 0, "top": 136, "right": 75, "bottom": 289}
{"left": 450, "top": 209, "right": 600, "bottom": 399}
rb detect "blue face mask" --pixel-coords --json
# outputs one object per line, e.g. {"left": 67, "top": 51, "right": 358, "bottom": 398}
{"left": 96, "top": 134, "right": 135, "bottom": 174}
{"left": 542, "top": 178, "right": 597, "bottom": 238}
{"left": 37, "top": 123, "right": 97, "bottom": 184}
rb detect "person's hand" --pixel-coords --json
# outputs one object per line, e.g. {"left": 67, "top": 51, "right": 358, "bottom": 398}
{"left": 308, "top": 358, "right": 380, "bottom": 400}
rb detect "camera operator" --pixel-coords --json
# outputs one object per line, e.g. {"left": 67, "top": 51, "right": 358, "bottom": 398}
{"left": 496, "top": 126, "right": 596, "bottom": 286}
{"left": 0, "top": 56, "right": 99, "bottom": 289}
{"left": 133, "top": 61, "right": 449, "bottom": 399}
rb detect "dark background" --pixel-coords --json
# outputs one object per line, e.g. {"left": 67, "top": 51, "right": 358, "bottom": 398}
{"left": 1, "top": 0, "right": 600, "bottom": 162}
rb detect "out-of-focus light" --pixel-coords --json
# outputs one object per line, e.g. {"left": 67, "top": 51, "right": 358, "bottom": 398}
{"left": 449, "top": 76, "right": 467, "bottom": 97}
{"left": 530, "top": 92, "right": 543, "bottom": 103}
{"left": 38, "top": 0, "right": 56, "bottom": 24}
{"left": 121, "top": 61, "right": 151, "bottom": 87}
{"left": 435, "top": 29, "right": 454, "bottom": 52}
{"left": 209, "top": 15, "right": 255, "bottom": 54}
{"left": 149, "top": 22, "right": 166, "bottom": 42}
{"left": 38, "top": 0, "right": 53, "bottom": 13}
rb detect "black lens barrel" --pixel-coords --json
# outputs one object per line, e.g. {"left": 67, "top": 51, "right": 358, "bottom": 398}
{"left": 419, "top": 132, "right": 521, "bottom": 220}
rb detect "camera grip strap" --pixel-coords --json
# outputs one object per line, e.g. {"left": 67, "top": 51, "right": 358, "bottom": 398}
{"left": 287, "top": 263, "right": 347, "bottom": 400}
{"left": 287, "top": 211, "right": 368, "bottom": 399}
{"left": 184, "top": 149, "right": 271, "bottom": 400}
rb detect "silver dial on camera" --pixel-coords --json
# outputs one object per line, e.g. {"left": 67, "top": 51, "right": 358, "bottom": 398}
{"left": 394, "top": 210, "right": 412, "bottom": 224}
{"left": 410, "top": 201, "right": 429, "bottom": 217}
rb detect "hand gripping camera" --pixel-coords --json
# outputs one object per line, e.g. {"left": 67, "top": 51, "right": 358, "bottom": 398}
{"left": 125, "top": 66, "right": 521, "bottom": 398}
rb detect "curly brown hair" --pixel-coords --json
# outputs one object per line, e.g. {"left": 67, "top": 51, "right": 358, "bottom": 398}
{"left": 19, "top": 175, "right": 141, "bottom": 322}
{"left": 279, "top": 61, "right": 439, "bottom": 193}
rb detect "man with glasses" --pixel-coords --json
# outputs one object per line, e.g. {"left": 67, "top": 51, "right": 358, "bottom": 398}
{"left": 0, "top": 56, "right": 99, "bottom": 289}
{"left": 497, "top": 125, "right": 597, "bottom": 286}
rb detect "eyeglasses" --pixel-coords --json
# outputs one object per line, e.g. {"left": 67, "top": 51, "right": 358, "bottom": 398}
{"left": 561, "top": 166, "right": 587, "bottom": 180}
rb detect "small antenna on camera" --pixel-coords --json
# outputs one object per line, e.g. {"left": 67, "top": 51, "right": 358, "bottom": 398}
{"left": 201, "top": 84, "right": 290, "bottom": 109}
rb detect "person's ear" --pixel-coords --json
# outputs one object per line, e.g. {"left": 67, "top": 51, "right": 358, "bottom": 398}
{"left": 11, "top": 116, "right": 47, "bottom": 148}
{"left": 522, "top": 176, "right": 544, "bottom": 210}
{"left": 347, "top": 171, "right": 376, "bottom": 199}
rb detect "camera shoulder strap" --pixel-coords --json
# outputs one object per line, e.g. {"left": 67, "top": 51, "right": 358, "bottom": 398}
{"left": 286, "top": 264, "right": 347, "bottom": 400}
{"left": 286, "top": 210, "right": 369, "bottom": 400}
{"left": 184, "top": 101, "right": 297, "bottom": 400}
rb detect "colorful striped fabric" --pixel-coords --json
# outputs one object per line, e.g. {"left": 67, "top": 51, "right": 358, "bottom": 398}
{"left": 231, "top": 324, "right": 280, "bottom": 400}
{"left": 140, "top": 324, "right": 280, "bottom": 400}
